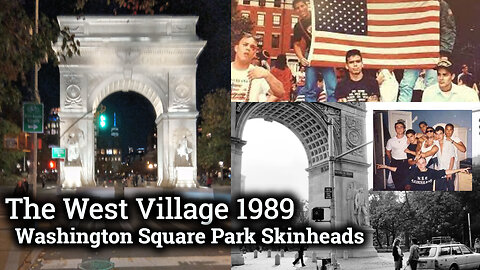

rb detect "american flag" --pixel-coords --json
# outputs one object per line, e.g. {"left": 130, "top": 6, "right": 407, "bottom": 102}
{"left": 309, "top": 0, "right": 440, "bottom": 69}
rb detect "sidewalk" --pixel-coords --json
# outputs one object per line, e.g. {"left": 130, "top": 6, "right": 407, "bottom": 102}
{"left": 233, "top": 251, "right": 396, "bottom": 270}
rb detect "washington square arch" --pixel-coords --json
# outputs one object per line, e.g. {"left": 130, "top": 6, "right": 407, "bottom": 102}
{"left": 231, "top": 102, "right": 377, "bottom": 262}
{"left": 52, "top": 16, "right": 205, "bottom": 188}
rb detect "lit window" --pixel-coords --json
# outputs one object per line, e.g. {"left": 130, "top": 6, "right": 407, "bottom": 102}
{"left": 291, "top": 16, "right": 299, "bottom": 29}
{"left": 256, "top": 33, "right": 264, "bottom": 47}
{"left": 101, "top": 149, "right": 105, "bottom": 155}
{"left": 107, "top": 149, "right": 112, "bottom": 155}
{"left": 257, "top": 13, "right": 265, "bottom": 26}
{"left": 113, "top": 149, "right": 118, "bottom": 155}
{"left": 273, "top": 15, "right": 281, "bottom": 26}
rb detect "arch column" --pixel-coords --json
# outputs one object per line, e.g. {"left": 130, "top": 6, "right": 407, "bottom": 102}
{"left": 156, "top": 111, "right": 198, "bottom": 187}
{"left": 231, "top": 137, "right": 247, "bottom": 196}
{"left": 58, "top": 112, "right": 96, "bottom": 188}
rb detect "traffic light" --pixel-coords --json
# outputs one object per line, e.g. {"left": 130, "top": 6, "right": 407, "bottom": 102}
{"left": 312, "top": 207, "right": 324, "bottom": 222}
{"left": 99, "top": 114, "right": 107, "bottom": 128}
{"left": 49, "top": 160, "right": 56, "bottom": 169}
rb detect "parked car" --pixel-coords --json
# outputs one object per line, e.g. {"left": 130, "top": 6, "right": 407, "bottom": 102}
{"left": 418, "top": 243, "right": 480, "bottom": 270}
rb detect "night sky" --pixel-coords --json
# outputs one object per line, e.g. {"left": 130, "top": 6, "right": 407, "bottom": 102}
{"left": 36, "top": 0, "right": 230, "bottom": 155}
{"left": 99, "top": 92, "right": 156, "bottom": 157}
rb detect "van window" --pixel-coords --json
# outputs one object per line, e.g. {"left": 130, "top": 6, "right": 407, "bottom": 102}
{"left": 452, "top": 246, "right": 462, "bottom": 255}
{"left": 460, "top": 245, "right": 473, "bottom": 254}
{"left": 419, "top": 247, "right": 437, "bottom": 257}
{"left": 439, "top": 247, "right": 451, "bottom": 256}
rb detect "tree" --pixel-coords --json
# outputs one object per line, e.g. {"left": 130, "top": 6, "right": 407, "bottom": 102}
{"left": 231, "top": 0, "right": 253, "bottom": 58}
{"left": 0, "top": 0, "right": 78, "bottom": 180}
{"left": 370, "top": 190, "right": 466, "bottom": 248}
{"left": 197, "top": 89, "right": 230, "bottom": 176}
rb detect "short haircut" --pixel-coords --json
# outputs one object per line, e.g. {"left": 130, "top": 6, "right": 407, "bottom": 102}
{"left": 435, "top": 126, "right": 444, "bottom": 133}
{"left": 445, "top": 123, "right": 454, "bottom": 129}
{"left": 412, "top": 238, "right": 418, "bottom": 245}
{"left": 406, "top": 129, "right": 416, "bottom": 136}
{"left": 235, "top": 32, "right": 257, "bottom": 46}
{"left": 292, "top": 0, "right": 307, "bottom": 7}
{"left": 426, "top": 126, "right": 434, "bottom": 132}
{"left": 418, "top": 121, "right": 427, "bottom": 127}
{"left": 394, "top": 121, "right": 405, "bottom": 129}
{"left": 459, "top": 74, "right": 474, "bottom": 88}
{"left": 345, "top": 49, "right": 362, "bottom": 63}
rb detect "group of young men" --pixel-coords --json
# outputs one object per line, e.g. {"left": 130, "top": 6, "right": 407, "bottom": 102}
{"left": 231, "top": 0, "right": 479, "bottom": 103}
{"left": 377, "top": 121, "right": 469, "bottom": 191}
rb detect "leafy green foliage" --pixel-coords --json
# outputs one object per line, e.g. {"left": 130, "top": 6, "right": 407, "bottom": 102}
{"left": 231, "top": 0, "right": 253, "bottom": 58}
{"left": 0, "top": 0, "right": 79, "bottom": 177}
{"left": 0, "top": 120, "right": 24, "bottom": 180}
{"left": 197, "top": 89, "right": 230, "bottom": 174}
{"left": 370, "top": 190, "right": 468, "bottom": 248}
{"left": 75, "top": 0, "right": 169, "bottom": 15}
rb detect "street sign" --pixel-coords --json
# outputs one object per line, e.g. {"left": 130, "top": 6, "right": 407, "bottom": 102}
{"left": 325, "top": 187, "right": 333, "bottom": 199}
{"left": 335, "top": 170, "right": 353, "bottom": 178}
{"left": 23, "top": 103, "right": 44, "bottom": 133}
{"left": 52, "top": 147, "right": 66, "bottom": 159}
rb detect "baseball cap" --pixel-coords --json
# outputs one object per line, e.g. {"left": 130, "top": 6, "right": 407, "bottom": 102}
{"left": 435, "top": 60, "right": 454, "bottom": 73}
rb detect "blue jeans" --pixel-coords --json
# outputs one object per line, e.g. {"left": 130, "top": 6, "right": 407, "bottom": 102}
{"left": 398, "top": 69, "right": 437, "bottom": 102}
{"left": 305, "top": 66, "right": 337, "bottom": 102}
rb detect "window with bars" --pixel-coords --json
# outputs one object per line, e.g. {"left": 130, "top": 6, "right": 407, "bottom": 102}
{"left": 291, "top": 16, "right": 299, "bottom": 29}
{"left": 273, "top": 15, "right": 281, "bottom": 26}
{"left": 257, "top": 13, "right": 265, "bottom": 26}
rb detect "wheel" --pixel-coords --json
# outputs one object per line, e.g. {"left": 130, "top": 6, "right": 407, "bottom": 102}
{"left": 448, "top": 265, "right": 458, "bottom": 270}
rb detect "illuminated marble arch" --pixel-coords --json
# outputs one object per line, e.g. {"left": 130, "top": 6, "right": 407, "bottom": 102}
{"left": 53, "top": 16, "right": 206, "bottom": 188}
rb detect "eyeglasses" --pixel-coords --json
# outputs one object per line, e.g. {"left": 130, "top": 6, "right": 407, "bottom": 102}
{"left": 426, "top": 130, "right": 434, "bottom": 133}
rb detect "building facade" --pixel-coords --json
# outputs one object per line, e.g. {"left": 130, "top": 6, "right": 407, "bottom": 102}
{"left": 237, "top": 0, "right": 299, "bottom": 68}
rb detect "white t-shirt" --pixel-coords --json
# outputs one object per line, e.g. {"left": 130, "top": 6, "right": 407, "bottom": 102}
{"left": 436, "top": 138, "right": 456, "bottom": 170}
{"left": 449, "top": 136, "right": 462, "bottom": 169}
{"left": 421, "top": 140, "right": 439, "bottom": 165}
{"left": 231, "top": 63, "right": 269, "bottom": 102}
{"left": 422, "top": 83, "right": 480, "bottom": 102}
{"left": 386, "top": 135, "right": 408, "bottom": 160}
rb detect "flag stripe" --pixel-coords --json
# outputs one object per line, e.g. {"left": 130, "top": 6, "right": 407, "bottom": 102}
{"left": 369, "top": 22, "right": 439, "bottom": 32}
{"left": 369, "top": 28, "right": 439, "bottom": 37}
{"left": 314, "top": 37, "right": 439, "bottom": 48}
{"left": 368, "top": 5, "right": 439, "bottom": 14}
{"left": 368, "top": 16, "right": 439, "bottom": 26}
{"left": 368, "top": 10, "right": 438, "bottom": 21}
{"left": 314, "top": 42, "right": 438, "bottom": 54}
{"left": 310, "top": 60, "right": 437, "bottom": 69}
{"left": 313, "top": 49, "right": 438, "bottom": 60}
{"left": 368, "top": 2, "right": 439, "bottom": 10}
{"left": 316, "top": 31, "right": 438, "bottom": 42}
{"left": 310, "top": 60, "right": 435, "bottom": 69}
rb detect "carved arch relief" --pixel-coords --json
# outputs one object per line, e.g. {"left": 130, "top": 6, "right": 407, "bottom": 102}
{"left": 90, "top": 78, "right": 165, "bottom": 117}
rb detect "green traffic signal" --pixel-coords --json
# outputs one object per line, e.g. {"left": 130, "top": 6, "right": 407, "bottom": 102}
{"left": 100, "top": 114, "right": 107, "bottom": 128}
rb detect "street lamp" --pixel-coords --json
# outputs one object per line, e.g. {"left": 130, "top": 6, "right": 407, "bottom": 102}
{"left": 219, "top": 161, "right": 224, "bottom": 179}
